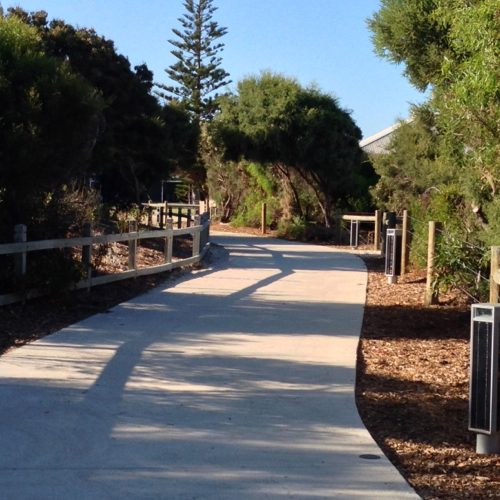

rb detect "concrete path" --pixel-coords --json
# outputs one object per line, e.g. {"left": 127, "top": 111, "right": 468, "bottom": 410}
{"left": 0, "top": 234, "right": 421, "bottom": 499}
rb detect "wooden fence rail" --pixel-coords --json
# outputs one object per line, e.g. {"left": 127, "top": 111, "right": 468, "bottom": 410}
{"left": 337, "top": 210, "right": 382, "bottom": 251}
{"left": 339, "top": 209, "right": 499, "bottom": 307}
{"left": 143, "top": 202, "right": 200, "bottom": 229}
{"left": 0, "top": 213, "right": 210, "bottom": 307}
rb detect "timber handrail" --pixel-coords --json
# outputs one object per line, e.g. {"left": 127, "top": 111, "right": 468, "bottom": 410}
{"left": 0, "top": 225, "right": 206, "bottom": 256}
{"left": 142, "top": 202, "right": 201, "bottom": 229}
{"left": 341, "top": 214, "right": 377, "bottom": 222}
{"left": 0, "top": 214, "right": 211, "bottom": 307}
{"left": 336, "top": 210, "right": 382, "bottom": 251}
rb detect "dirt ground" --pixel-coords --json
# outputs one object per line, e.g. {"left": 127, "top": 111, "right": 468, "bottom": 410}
{"left": 0, "top": 225, "right": 495, "bottom": 499}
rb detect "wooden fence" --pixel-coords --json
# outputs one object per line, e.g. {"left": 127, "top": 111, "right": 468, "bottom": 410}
{"left": 366, "top": 212, "right": 494, "bottom": 308}
{"left": 0, "top": 212, "right": 210, "bottom": 307}
{"left": 337, "top": 210, "right": 382, "bottom": 251}
{"left": 143, "top": 202, "right": 200, "bottom": 229}
{"left": 336, "top": 209, "right": 443, "bottom": 306}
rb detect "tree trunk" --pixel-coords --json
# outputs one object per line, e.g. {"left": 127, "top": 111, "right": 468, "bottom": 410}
{"left": 127, "top": 159, "right": 142, "bottom": 205}
{"left": 322, "top": 195, "right": 334, "bottom": 228}
{"left": 221, "top": 195, "right": 233, "bottom": 222}
{"left": 272, "top": 162, "right": 303, "bottom": 218}
{"left": 295, "top": 168, "right": 334, "bottom": 227}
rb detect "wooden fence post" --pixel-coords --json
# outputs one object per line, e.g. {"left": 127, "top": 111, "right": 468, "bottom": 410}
{"left": 128, "top": 219, "right": 137, "bottom": 270}
{"left": 490, "top": 246, "right": 500, "bottom": 303}
{"left": 381, "top": 212, "right": 387, "bottom": 255}
{"left": 336, "top": 209, "right": 342, "bottom": 244}
{"left": 177, "top": 207, "right": 182, "bottom": 229}
{"left": 14, "top": 224, "right": 27, "bottom": 276}
{"left": 401, "top": 210, "right": 409, "bottom": 275}
{"left": 82, "top": 222, "right": 93, "bottom": 284}
{"left": 261, "top": 203, "right": 267, "bottom": 235}
{"left": 159, "top": 206, "right": 164, "bottom": 229}
{"left": 164, "top": 218, "right": 173, "bottom": 264}
{"left": 425, "top": 221, "right": 441, "bottom": 306}
{"left": 203, "top": 213, "right": 209, "bottom": 249}
{"left": 200, "top": 214, "right": 205, "bottom": 250}
{"left": 374, "top": 210, "right": 381, "bottom": 251}
{"left": 193, "top": 215, "right": 201, "bottom": 256}
{"left": 147, "top": 202, "right": 153, "bottom": 228}
{"left": 205, "top": 212, "right": 210, "bottom": 245}
{"left": 187, "top": 209, "right": 192, "bottom": 228}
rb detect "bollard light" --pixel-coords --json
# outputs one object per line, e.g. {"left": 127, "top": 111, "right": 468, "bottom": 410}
{"left": 350, "top": 220, "right": 360, "bottom": 249}
{"left": 470, "top": 304, "right": 500, "bottom": 454}
{"left": 385, "top": 228, "right": 402, "bottom": 284}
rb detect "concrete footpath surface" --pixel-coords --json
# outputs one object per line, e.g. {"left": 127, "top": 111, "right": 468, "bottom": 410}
{"left": 0, "top": 234, "right": 421, "bottom": 499}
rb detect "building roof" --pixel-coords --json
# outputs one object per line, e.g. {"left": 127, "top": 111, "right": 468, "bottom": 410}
{"left": 360, "top": 118, "right": 413, "bottom": 154}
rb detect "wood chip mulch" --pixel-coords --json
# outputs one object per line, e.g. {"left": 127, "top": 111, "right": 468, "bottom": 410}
{"left": 357, "top": 256, "right": 500, "bottom": 500}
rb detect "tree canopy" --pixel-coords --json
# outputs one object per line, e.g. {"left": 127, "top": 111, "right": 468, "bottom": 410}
{"left": 0, "top": 14, "right": 103, "bottom": 238}
{"left": 213, "top": 72, "right": 363, "bottom": 227}
{"left": 368, "top": 0, "right": 500, "bottom": 234}
{"left": 5, "top": 7, "right": 198, "bottom": 206}
{"left": 367, "top": 0, "right": 452, "bottom": 92}
{"left": 367, "top": 0, "right": 500, "bottom": 297}
{"left": 156, "top": 0, "right": 231, "bottom": 120}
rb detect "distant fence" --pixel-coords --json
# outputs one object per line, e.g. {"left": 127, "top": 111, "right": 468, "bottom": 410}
{"left": 143, "top": 202, "right": 200, "bottom": 229}
{"left": 0, "top": 211, "right": 210, "bottom": 307}
{"left": 346, "top": 209, "right": 498, "bottom": 308}
{"left": 337, "top": 210, "right": 413, "bottom": 252}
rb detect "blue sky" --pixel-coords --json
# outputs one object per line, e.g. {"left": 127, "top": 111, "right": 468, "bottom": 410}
{"left": 3, "top": 0, "right": 426, "bottom": 138}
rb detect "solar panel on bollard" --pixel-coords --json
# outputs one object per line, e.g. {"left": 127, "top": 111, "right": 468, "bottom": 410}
{"left": 470, "top": 304, "right": 500, "bottom": 454}
{"left": 385, "top": 228, "right": 402, "bottom": 285}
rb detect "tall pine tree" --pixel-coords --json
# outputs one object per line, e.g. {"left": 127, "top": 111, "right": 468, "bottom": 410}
{"left": 157, "top": 0, "right": 231, "bottom": 120}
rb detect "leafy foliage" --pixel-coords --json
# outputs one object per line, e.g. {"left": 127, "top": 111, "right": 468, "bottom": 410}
{"left": 367, "top": 0, "right": 452, "bottom": 91}
{"left": 368, "top": 0, "right": 500, "bottom": 300}
{"left": 7, "top": 7, "right": 198, "bottom": 206}
{"left": 0, "top": 14, "right": 103, "bottom": 240}
{"left": 230, "top": 163, "right": 281, "bottom": 228}
{"left": 370, "top": 107, "right": 456, "bottom": 212}
{"left": 156, "top": 0, "right": 231, "bottom": 120}
{"left": 0, "top": 8, "right": 199, "bottom": 292}
{"left": 433, "top": 231, "right": 489, "bottom": 302}
{"left": 213, "top": 72, "right": 364, "bottom": 228}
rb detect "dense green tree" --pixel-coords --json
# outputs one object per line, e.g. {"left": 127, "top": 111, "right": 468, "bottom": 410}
{"left": 202, "top": 124, "right": 282, "bottom": 224}
{"left": 367, "top": 0, "right": 452, "bottom": 92}
{"left": 214, "top": 72, "right": 363, "bottom": 227}
{"left": 370, "top": 106, "right": 455, "bottom": 212}
{"left": 368, "top": 0, "right": 500, "bottom": 237}
{"left": 368, "top": 0, "right": 500, "bottom": 298}
{"left": 7, "top": 7, "right": 198, "bottom": 205}
{"left": 433, "top": 0, "right": 500, "bottom": 203}
{"left": 200, "top": 126, "right": 247, "bottom": 222}
{"left": 156, "top": 0, "right": 231, "bottom": 120}
{"left": 0, "top": 14, "right": 103, "bottom": 239}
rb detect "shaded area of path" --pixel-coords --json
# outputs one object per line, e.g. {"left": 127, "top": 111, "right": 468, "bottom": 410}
{"left": 0, "top": 234, "right": 421, "bottom": 499}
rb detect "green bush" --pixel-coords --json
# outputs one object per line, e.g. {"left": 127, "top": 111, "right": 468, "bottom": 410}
{"left": 433, "top": 231, "right": 489, "bottom": 302}
{"left": 11, "top": 250, "right": 85, "bottom": 297}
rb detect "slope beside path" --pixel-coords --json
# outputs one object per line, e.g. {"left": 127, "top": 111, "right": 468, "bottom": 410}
{"left": 0, "top": 234, "right": 421, "bottom": 499}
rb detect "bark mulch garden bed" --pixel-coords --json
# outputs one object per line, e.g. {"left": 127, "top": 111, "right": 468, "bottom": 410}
{"left": 357, "top": 256, "right": 500, "bottom": 500}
